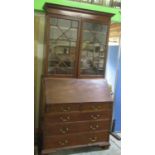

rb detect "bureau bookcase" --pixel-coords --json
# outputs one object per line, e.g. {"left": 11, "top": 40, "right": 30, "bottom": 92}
{"left": 39, "top": 3, "right": 114, "bottom": 155}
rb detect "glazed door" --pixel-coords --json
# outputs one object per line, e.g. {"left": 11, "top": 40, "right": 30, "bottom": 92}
{"left": 46, "top": 15, "right": 80, "bottom": 77}
{"left": 79, "top": 20, "right": 108, "bottom": 77}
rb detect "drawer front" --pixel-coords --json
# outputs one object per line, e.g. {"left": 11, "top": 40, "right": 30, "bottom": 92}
{"left": 44, "top": 111, "right": 111, "bottom": 123}
{"left": 43, "top": 131, "right": 109, "bottom": 149}
{"left": 46, "top": 102, "right": 112, "bottom": 113}
{"left": 80, "top": 102, "right": 112, "bottom": 111}
{"left": 44, "top": 120, "right": 110, "bottom": 136}
{"left": 46, "top": 103, "right": 80, "bottom": 113}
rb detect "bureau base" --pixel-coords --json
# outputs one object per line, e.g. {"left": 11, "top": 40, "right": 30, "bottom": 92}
{"left": 39, "top": 78, "right": 113, "bottom": 155}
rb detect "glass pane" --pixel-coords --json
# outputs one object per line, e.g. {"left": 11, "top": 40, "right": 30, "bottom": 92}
{"left": 80, "top": 22, "right": 107, "bottom": 76}
{"left": 68, "top": 0, "right": 104, "bottom": 5}
{"left": 81, "top": 0, "right": 91, "bottom": 3}
{"left": 48, "top": 17, "right": 78, "bottom": 75}
{"left": 93, "top": 0, "right": 103, "bottom": 5}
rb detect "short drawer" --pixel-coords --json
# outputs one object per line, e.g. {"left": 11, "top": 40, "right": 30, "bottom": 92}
{"left": 43, "top": 119, "right": 110, "bottom": 136}
{"left": 43, "top": 131, "right": 109, "bottom": 149}
{"left": 44, "top": 110, "right": 111, "bottom": 123}
{"left": 46, "top": 103, "right": 80, "bottom": 113}
{"left": 80, "top": 102, "right": 112, "bottom": 111}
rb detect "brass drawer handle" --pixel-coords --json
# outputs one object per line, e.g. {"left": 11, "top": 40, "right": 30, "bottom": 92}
{"left": 61, "top": 106, "right": 71, "bottom": 112}
{"left": 91, "top": 105, "right": 101, "bottom": 110}
{"left": 91, "top": 114, "right": 100, "bottom": 120}
{"left": 90, "top": 124, "right": 99, "bottom": 130}
{"left": 59, "top": 127, "right": 69, "bottom": 134}
{"left": 89, "top": 137, "right": 97, "bottom": 142}
{"left": 59, "top": 140, "right": 68, "bottom": 146}
{"left": 60, "top": 116, "right": 70, "bottom": 122}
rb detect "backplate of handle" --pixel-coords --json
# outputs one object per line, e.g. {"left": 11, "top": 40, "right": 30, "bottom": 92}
{"left": 59, "top": 127, "right": 69, "bottom": 134}
{"left": 89, "top": 137, "right": 97, "bottom": 142}
{"left": 91, "top": 114, "right": 100, "bottom": 120}
{"left": 59, "top": 140, "right": 68, "bottom": 145}
{"left": 90, "top": 124, "right": 99, "bottom": 130}
{"left": 60, "top": 116, "right": 70, "bottom": 122}
{"left": 91, "top": 105, "right": 101, "bottom": 110}
{"left": 61, "top": 106, "right": 71, "bottom": 112}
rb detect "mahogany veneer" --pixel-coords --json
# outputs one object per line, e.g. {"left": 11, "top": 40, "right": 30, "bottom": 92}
{"left": 38, "top": 3, "right": 114, "bottom": 155}
{"left": 39, "top": 78, "right": 113, "bottom": 154}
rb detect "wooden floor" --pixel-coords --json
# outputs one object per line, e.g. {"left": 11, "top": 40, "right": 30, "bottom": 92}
{"left": 35, "top": 134, "right": 121, "bottom": 155}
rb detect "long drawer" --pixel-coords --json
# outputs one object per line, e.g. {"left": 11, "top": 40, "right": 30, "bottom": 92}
{"left": 43, "top": 119, "right": 110, "bottom": 136}
{"left": 46, "top": 102, "right": 112, "bottom": 113}
{"left": 44, "top": 110, "right": 112, "bottom": 123}
{"left": 43, "top": 131, "right": 109, "bottom": 149}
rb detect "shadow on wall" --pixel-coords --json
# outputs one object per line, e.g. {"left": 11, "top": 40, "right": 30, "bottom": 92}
{"left": 34, "top": 12, "right": 45, "bottom": 132}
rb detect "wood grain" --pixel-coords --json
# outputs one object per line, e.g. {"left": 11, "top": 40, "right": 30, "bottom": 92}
{"left": 43, "top": 131, "right": 109, "bottom": 149}
{"left": 39, "top": 3, "right": 114, "bottom": 154}
{"left": 44, "top": 78, "right": 113, "bottom": 104}
{"left": 44, "top": 110, "right": 112, "bottom": 123}
{"left": 43, "top": 119, "right": 110, "bottom": 136}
